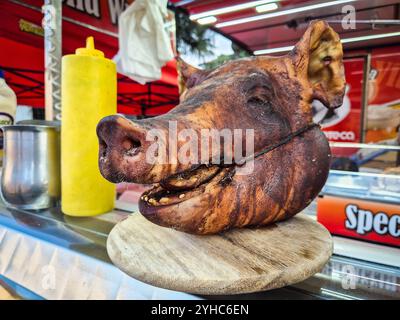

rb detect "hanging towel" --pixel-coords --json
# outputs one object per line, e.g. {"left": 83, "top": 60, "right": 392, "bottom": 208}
{"left": 115, "top": 0, "right": 174, "bottom": 84}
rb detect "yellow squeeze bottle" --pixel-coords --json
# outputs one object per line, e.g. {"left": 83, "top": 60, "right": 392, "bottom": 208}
{"left": 61, "top": 37, "right": 116, "bottom": 216}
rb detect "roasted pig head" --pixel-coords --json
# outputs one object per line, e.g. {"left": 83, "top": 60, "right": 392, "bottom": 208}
{"left": 97, "top": 20, "right": 345, "bottom": 234}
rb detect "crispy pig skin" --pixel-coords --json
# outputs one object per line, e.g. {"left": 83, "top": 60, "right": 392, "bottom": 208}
{"left": 98, "top": 20, "right": 345, "bottom": 234}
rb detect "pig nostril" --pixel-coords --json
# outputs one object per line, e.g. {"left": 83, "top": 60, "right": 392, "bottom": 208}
{"left": 99, "top": 139, "right": 108, "bottom": 158}
{"left": 122, "top": 137, "right": 141, "bottom": 157}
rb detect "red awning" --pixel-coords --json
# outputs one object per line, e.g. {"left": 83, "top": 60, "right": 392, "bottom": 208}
{"left": 171, "top": 0, "right": 400, "bottom": 54}
{"left": 0, "top": 0, "right": 179, "bottom": 116}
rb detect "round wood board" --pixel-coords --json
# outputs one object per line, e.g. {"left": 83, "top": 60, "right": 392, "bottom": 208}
{"left": 107, "top": 213, "right": 333, "bottom": 295}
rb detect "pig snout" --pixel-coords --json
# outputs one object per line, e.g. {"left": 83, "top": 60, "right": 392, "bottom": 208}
{"left": 96, "top": 115, "right": 153, "bottom": 183}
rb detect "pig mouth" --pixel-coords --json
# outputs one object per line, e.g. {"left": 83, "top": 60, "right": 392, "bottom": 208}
{"left": 139, "top": 164, "right": 235, "bottom": 209}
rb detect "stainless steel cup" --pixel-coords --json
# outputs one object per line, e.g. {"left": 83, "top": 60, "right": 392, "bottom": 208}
{"left": 1, "top": 121, "right": 61, "bottom": 209}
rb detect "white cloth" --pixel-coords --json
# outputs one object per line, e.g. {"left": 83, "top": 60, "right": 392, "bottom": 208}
{"left": 0, "top": 78, "right": 17, "bottom": 125}
{"left": 114, "top": 0, "right": 174, "bottom": 84}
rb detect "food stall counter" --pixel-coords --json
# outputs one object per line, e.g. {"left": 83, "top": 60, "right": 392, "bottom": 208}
{"left": 0, "top": 199, "right": 399, "bottom": 300}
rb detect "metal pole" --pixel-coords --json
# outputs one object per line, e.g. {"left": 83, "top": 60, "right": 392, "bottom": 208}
{"left": 361, "top": 53, "right": 371, "bottom": 143}
{"left": 42, "top": 0, "right": 62, "bottom": 121}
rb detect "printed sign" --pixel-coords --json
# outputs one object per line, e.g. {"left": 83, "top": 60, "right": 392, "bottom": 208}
{"left": 317, "top": 195, "right": 400, "bottom": 247}
{"left": 366, "top": 47, "right": 400, "bottom": 143}
{"left": 314, "top": 57, "right": 364, "bottom": 144}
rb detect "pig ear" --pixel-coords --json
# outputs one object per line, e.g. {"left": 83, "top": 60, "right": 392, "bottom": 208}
{"left": 290, "top": 20, "right": 346, "bottom": 109}
{"left": 176, "top": 57, "right": 210, "bottom": 93}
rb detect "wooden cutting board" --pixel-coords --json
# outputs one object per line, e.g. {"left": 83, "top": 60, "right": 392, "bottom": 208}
{"left": 107, "top": 213, "right": 333, "bottom": 295}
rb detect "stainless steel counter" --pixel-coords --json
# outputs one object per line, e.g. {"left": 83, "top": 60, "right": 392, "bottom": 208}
{"left": 0, "top": 199, "right": 399, "bottom": 300}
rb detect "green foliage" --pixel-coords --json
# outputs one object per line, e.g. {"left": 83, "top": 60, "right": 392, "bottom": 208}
{"left": 175, "top": 10, "right": 250, "bottom": 69}
{"left": 201, "top": 47, "right": 250, "bottom": 69}
{"left": 175, "top": 11, "right": 215, "bottom": 57}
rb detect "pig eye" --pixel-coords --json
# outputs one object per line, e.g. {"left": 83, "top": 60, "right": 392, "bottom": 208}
{"left": 247, "top": 95, "right": 273, "bottom": 113}
{"left": 247, "top": 96, "right": 264, "bottom": 105}
{"left": 244, "top": 74, "right": 274, "bottom": 111}
{"left": 248, "top": 95, "right": 271, "bottom": 106}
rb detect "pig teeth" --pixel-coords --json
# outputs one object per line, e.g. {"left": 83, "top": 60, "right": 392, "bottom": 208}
{"left": 179, "top": 194, "right": 185, "bottom": 199}
{"left": 160, "top": 197, "right": 169, "bottom": 204}
{"left": 144, "top": 196, "right": 148, "bottom": 201}
{"left": 149, "top": 198, "right": 157, "bottom": 205}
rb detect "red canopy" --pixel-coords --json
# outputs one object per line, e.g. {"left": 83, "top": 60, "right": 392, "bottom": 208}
{"left": 171, "top": 0, "right": 400, "bottom": 53}
{"left": 0, "top": 0, "right": 179, "bottom": 116}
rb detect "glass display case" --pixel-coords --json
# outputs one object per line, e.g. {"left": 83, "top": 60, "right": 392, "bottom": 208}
{"left": 313, "top": 142, "right": 400, "bottom": 271}
{"left": 324, "top": 143, "right": 400, "bottom": 204}
{"left": 317, "top": 142, "right": 400, "bottom": 251}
